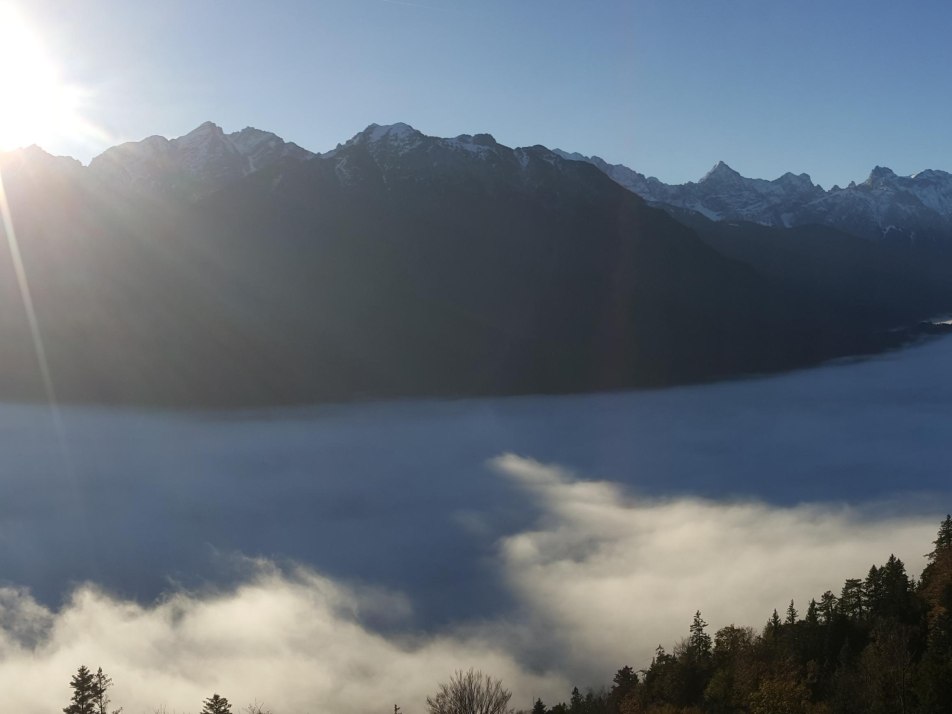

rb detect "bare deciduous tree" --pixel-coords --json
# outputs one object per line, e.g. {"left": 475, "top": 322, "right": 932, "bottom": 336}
{"left": 243, "top": 702, "right": 272, "bottom": 714}
{"left": 426, "top": 669, "right": 513, "bottom": 714}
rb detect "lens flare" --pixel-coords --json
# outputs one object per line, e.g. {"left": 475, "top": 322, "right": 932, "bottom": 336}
{"left": 0, "top": 4, "right": 98, "bottom": 151}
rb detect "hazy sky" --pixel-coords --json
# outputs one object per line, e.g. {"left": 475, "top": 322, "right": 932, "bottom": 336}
{"left": 7, "top": 0, "right": 952, "bottom": 187}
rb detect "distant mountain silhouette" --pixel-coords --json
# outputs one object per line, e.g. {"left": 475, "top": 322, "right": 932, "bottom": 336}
{"left": 0, "top": 123, "right": 944, "bottom": 407}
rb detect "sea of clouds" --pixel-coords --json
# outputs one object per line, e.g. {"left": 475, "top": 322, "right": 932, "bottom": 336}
{"left": 0, "top": 454, "right": 941, "bottom": 712}
{"left": 2, "top": 337, "right": 952, "bottom": 711}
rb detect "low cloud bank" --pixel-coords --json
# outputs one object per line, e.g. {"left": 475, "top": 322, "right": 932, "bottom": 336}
{"left": 493, "top": 454, "right": 940, "bottom": 680}
{"left": 0, "top": 454, "right": 943, "bottom": 712}
{"left": 0, "top": 565, "right": 563, "bottom": 713}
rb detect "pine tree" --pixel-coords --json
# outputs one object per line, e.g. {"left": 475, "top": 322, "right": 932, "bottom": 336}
{"left": 93, "top": 668, "right": 120, "bottom": 714}
{"left": 64, "top": 665, "right": 97, "bottom": 714}
{"left": 612, "top": 665, "right": 638, "bottom": 693}
{"left": 688, "top": 611, "right": 712, "bottom": 659}
{"left": 569, "top": 687, "right": 582, "bottom": 712}
{"left": 818, "top": 591, "right": 838, "bottom": 625}
{"left": 767, "top": 608, "right": 782, "bottom": 638}
{"left": 839, "top": 578, "right": 864, "bottom": 621}
{"left": 569, "top": 686, "right": 583, "bottom": 714}
{"left": 532, "top": 697, "right": 547, "bottom": 714}
{"left": 920, "top": 515, "right": 952, "bottom": 656}
{"left": 785, "top": 599, "right": 798, "bottom": 625}
{"left": 928, "top": 514, "right": 952, "bottom": 561}
{"left": 200, "top": 694, "right": 232, "bottom": 714}
{"left": 610, "top": 664, "right": 638, "bottom": 709}
{"left": 805, "top": 598, "right": 819, "bottom": 626}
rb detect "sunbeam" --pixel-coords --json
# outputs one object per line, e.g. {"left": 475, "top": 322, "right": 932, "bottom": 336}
{"left": 0, "top": 166, "right": 74, "bottom": 481}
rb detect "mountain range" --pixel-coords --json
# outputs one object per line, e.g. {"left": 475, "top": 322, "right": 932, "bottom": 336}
{"left": 0, "top": 122, "right": 948, "bottom": 407}
{"left": 554, "top": 150, "right": 952, "bottom": 244}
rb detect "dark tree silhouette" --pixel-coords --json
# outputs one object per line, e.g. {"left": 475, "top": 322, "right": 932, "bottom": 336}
{"left": 242, "top": 702, "right": 272, "bottom": 714}
{"left": 64, "top": 665, "right": 97, "bottom": 714}
{"left": 426, "top": 669, "right": 512, "bottom": 714}
{"left": 805, "top": 598, "right": 819, "bottom": 625}
{"left": 766, "top": 608, "right": 782, "bottom": 639}
{"left": 928, "top": 514, "right": 952, "bottom": 560}
{"left": 201, "top": 694, "right": 233, "bottom": 714}
{"left": 840, "top": 578, "right": 864, "bottom": 621}
{"left": 688, "top": 610, "right": 712, "bottom": 659}
{"left": 785, "top": 599, "right": 798, "bottom": 625}
{"left": 568, "top": 686, "right": 582, "bottom": 714}
{"left": 93, "top": 667, "right": 120, "bottom": 714}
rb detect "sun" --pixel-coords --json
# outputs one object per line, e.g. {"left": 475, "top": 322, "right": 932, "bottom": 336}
{"left": 0, "top": 4, "right": 88, "bottom": 152}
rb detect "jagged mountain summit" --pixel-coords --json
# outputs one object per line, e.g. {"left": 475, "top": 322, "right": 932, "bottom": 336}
{"left": 88, "top": 121, "right": 314, "bottom": 199}
{"left": 554, "top": 150, "right": 952, "bottom": 242}
{"left": 80, "top": 121, "right": 952, "bottom": 245}
{"left": 0, "top": 120, "right": 947, "bottom": 407}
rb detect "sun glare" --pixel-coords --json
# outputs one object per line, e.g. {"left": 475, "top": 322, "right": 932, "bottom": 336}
{"left": 0, "top": 5, "right": 90, "bottom": 152}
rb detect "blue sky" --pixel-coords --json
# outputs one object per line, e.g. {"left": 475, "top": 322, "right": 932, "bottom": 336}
{"left": 14, "top": 0, "right": 952, "bottom": 187}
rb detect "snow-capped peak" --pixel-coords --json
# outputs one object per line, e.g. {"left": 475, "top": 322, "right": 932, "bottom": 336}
{"left": 227, "top": 126, "right": 314, "bottom": 171}
{"left": 334, "top": 123, "right": 426, "bottom": 157}
{"left": 443, "top": 132, "right": 500, "bottom": 157}
{"left": 363, "top": 123, "right": 422, "bottom": 143}
{"left": 700, "top": 161, "right": 742, "bottom": 183}
{"left": 89, "top": 121, "right": 315, "bottom": 198}
{"left": 229, "top": 126, "right": 279, "bottom": 152}
{"left": 175, "top": 121, "right": 227, "bottom": 150}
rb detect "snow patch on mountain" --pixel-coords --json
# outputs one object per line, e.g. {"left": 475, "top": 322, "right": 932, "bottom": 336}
{"left": 89, "top": 122, "right": 316, "bottom": 199}
{"left": 42, "top": 120, "right": 952, "bottom": 243}
{"left": 557, "top": 149, "right": 952, "bottom": 242}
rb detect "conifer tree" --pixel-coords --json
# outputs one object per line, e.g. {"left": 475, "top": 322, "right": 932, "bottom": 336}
{"left": 201, "top": 694, "right": 232, "bottom": 714}
{"left": 93, "top": 667, "right": 120, "bottom": 714}
{"left": 611, "top": 666, "right": 638, "bottom": 692}
{"left": 569, "top": 686, "right": 583, "bottom": 714}
{"left": 839, "top": 578, "right": 865, "bottom": 621}
{"left": 610, "top": 664, "right": 638, "bottom": 709}
{"left": 64, "top": 665, "right": 97, "bottom": 714}
{"left": 818, "top": 590, "right": 838, "bottom": 624}
{"left": 785, "top": 599, "right": 798, "bottom": 625}
{"left": 805, "top": 599, "right": 819, "bottom": 626}
{"left": 688, "top": 611, "right": 712, "bottom": 659}
{"left": 928, "top": 514, "right": 952, "bottom": 561}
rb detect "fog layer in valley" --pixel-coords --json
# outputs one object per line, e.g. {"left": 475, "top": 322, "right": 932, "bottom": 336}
{"left": 2, "top": 337, "right": 952, "bottom": 711}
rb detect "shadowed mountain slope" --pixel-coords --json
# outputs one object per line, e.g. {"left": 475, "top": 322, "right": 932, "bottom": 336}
{"left": 0, "top": 124, "right": 936, "bottom": 407}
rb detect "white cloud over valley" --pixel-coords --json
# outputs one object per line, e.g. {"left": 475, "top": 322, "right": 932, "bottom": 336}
{"left": 0, "top": 454, "right": 943, "bottom": 713}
